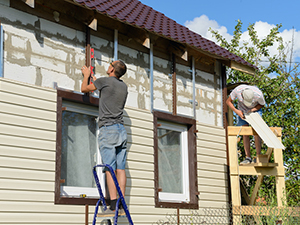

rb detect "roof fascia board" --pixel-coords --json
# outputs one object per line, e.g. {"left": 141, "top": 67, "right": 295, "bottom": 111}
{"left": 230, "top": 61, "right": 256, "bottom": 75}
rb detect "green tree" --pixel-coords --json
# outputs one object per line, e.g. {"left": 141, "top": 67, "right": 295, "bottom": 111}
{"left": 210, "top": 20, "right": 300, "bottom": 206}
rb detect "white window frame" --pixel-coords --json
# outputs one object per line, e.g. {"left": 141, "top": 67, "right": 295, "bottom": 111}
{"left": 158, "top": 121, "right": 190, "bottom": 203}
{"left": 60, "top": 101, "right": 105, "bottom": 198}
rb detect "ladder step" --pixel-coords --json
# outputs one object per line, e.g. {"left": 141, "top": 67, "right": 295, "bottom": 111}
{"left": 96, "top": 214, "right": 126, "bottom": 218}
{"left": 256, "top": 154, "right": 269, "bottom": 163}
{"left": 239, "top": 162, "right": 278, "bottom": 168}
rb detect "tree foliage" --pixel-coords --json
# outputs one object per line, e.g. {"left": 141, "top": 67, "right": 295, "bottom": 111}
{"left": 210, "top": 20, "right": 300, "bottom": 206}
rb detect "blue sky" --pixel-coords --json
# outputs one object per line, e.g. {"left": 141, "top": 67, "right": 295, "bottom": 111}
{"left": 140, "top": 0, "right": 300, "bottom": 61}
{"left": 140, "top": 0, "right": 299, "bottom": 33}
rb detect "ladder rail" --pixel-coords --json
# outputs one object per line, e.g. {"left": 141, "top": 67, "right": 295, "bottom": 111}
{"left": 92, "top": 164, "right": 134, "bottom": 225}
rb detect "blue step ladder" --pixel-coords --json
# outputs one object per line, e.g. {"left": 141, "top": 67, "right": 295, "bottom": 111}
{"left": 92, "top": 164, "right": 134, "bottom": 225}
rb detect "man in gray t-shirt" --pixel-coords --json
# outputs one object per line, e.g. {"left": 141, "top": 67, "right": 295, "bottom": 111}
{"left": 81, "top": 60, "right": 128, "bottom": 216}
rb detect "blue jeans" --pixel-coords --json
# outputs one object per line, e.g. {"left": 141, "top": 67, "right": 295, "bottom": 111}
{"left": 98, "top": 123, "right": 127, "bottom": 172}
{"left": 237, "top": 109, "right": 262, "bottom": 126}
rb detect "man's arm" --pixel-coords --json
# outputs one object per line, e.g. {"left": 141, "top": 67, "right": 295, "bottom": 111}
{"left": 226, "top": 96, "right": 245, "bottom": 119}
{"left": 81, "top": 65, "right": 97, "bottom": 93}
{"left": 250, "top": 104, "right": 264, "bottom": 112}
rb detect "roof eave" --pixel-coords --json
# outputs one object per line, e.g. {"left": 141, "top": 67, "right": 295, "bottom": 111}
{"left": 230, "top": 61, "right": 256, "bottom": 75}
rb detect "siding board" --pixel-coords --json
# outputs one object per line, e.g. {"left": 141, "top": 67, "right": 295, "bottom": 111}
{"left": 0, "top": 179, "right": 54, "bottom": 192}
{"left": 0, "top": 102, "right": 57, "bottom": 121}
{"left": 0, "top": 134, "right": 55, "bottom": 150}
{"left": 0, "top": 79, "right": 56, "bottom": 101}
{"left": 0, "top": 124, "right": 56, "bottom": 141}
{"left": 0, "top": 167, "right": 55, "bottom": 181}
{"left": 0, "top": 156, "right": 55, "bottom": 171}
{"left": 0, "top": 146, "right": 55, "bottom": 161}
{"left": 0, "top": 112, "right": 56, "bottom": 131}
{"left": 0, "top": 91, "right": 56, "bottom": 111}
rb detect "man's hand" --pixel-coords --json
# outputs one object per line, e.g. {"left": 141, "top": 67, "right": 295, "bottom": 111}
{"left": 81, "top": 65, "right": 97, "bottom": 93}
{"left": 81, "top": 65, "right": 90, "bottom": 78}
{"left": 236, "top": 109, "right": 245, "bottom": 119}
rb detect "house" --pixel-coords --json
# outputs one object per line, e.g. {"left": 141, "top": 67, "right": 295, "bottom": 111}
{"left": 0, "top": 0, "right": 256, "bottom": 224}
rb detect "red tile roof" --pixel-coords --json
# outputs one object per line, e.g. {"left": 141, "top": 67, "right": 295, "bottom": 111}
{"left": 73, "top": 0, "right": 254, "bottom": 69}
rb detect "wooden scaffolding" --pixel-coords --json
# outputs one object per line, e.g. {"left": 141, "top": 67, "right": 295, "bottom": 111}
{"left": 227, "top": 126, "right": 287, "bottom": 223}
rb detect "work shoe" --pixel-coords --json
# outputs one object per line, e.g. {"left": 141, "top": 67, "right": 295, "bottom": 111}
{"left": 98, "top": 208, "right": 117, "bottom": 217}
{"left": 240, "top": 158, "right": 252, "bottom": 165}
{"left": 118, "top": 209, "right": 126, "bottom": 216}
{"left": 98, "top": 208, "right": 126, "bottom": 217}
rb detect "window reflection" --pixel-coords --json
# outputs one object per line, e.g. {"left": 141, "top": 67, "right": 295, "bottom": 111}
{"left": 61, "top": 111, "right": 97, "bottom": 188}
{"left": 158, "top": 128, "right": 183, "bottom": 193}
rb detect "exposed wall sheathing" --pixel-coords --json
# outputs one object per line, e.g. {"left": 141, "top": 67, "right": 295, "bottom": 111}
{"left": 1, "top": 1, "right": 222, "bottom": 126}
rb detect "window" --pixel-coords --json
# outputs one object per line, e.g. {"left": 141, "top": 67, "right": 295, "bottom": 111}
{"left": 154, "top": 111, "right": 198, "bottom": 209}
{"left": 55, "top": 90, "right": 104, "bottom": 205}
{"left": 157, "top": 121, "right": 190, "bottom": 202}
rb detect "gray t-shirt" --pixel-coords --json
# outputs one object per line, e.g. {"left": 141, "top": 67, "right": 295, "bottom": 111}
{"left": 93, "top": 76, "right": 128, "bottom": 128}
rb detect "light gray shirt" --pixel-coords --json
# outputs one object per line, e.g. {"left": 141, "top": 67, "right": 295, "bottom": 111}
{"left": 93, "top": 76, "right": 128, "bottom": 128}
{"left": 230, "top": 84, "right": 265, "bottom": 113}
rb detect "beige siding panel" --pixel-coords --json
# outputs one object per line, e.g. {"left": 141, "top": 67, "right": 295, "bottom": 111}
{"left": 199, "top": 200, "right": 229, "bottom": 208}
{"left": 126, "top": 169, "right": 153, "bottom": 180}
{"left": 199, "top": 185, "right": 228, "bottom": 195}
{"left": 197, "top": 122, "right": 225, "bottom": 136}
{"left": 124, "top": 107, "right": 153, "bottom": 122}
{"left": 198, "top": 147, "right": 227, "bottom": 158}
{"left": 200, "top": 192, "right": 227, "bottom": 202}
{"left": 126, "top": 161, "right": 153, "bottom": 172}
{"left": 125, "top": 187, "right": 154, "bottom": 197}
{"left": 120, "top": 205, "right": 174, "bottom": 215}
{"left": 198, "top": 177, "right": 228, "bottom": 188}
{"left": 0, "top": 156, "right": 54, "bottom": 171}
{"left": 196, "top": 122, "right": 229, "bottom": 210}
{"left": 198, "top": 169, "right": 227, "bottom": 180}
{"left": 0, "top": 179, "right": 54, "bottom": 192}
{"left": 0, "top": 167, "right": 55, "bottom": 181}
{"left": 197, "top": 139, "right": 226, "bottom": 150}
{"left": 0, "top": 190, "right": 54, "bottom": 202}
{"left": 0, "top": 91, "right": 56, "bottom": 111}
{"left": 0, "top": 102, "right": 56, "bottom": 121}
{"left": 128, "top": 134, "right": 153, "bottom": 146}
{"left": 1, "top": 213, "right": 85, "bottom": 224}
{"left": 0, "top": 146, "right": 55, "bottom": 161}
{"left": 0, "top": 201, "right": 84, "bottom": 213}
{"left": 126, "top": 125, "right": 153, "bottom": 138}
{"left": 128, "top": 143, "right": 153, "bottom": 155}
{"left": 0, "top": 124, "right": 56, "bottom": 141}
{"left": 197, "top": 154, "right": 227, "bottom": 165}
{"left": 0, "top": 112, "right": 56, "bottom": 131}
{"left": 196, "top": 132, "right": 226, "bottom": 143}
{"left": 0, "top": 134, "right": 55, "bottom": 151}
{"left": 124, "top": 116, "right": 153, "bottom": 130}
{"left": 127, "top": 177, "right": 154, "bottom": 188}
{"left": 197, "top": 161, "right": 228, "bottom": 173}
{"left": 127, "top": 152, "right": 154, "bottom": 166}
{"left": 0, "top": 78, "right": 56, "bottom": 102}
{"left": 124, "top": 196, "right": 154, "bottom": 205}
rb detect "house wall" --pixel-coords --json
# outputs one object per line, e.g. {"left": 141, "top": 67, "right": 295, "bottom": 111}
{"left": 0, "top": 77, "right": 228, "bottom": 224}
{"left": 0, "top": 1, "right": 228, "bottom": 224}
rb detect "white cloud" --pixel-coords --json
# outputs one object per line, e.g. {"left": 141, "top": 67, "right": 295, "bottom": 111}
{"left": 185, "top": 15, "right": 300, "bottom": 62}
{"left": 184, "top": 15, "right": 232, "bottom": 43}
